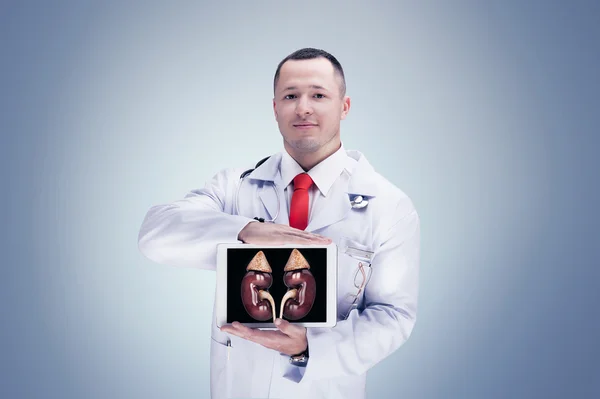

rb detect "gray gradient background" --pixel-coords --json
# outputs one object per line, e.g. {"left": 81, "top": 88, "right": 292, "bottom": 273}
{"left": 2, "top": 1, "right": 599, "bottom": 398}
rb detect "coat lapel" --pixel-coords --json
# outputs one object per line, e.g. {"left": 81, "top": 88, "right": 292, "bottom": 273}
{"left": 305, "top": 174, "right": 352, "bottom": 233}
{"left": 247, "top": 153, "right": 286, "bottom": 223}
{"left": 245, "top": 150, "right": 378, "bottom": 231}
{"left": 306, "top": 151, "right": 379, "bottom": 233}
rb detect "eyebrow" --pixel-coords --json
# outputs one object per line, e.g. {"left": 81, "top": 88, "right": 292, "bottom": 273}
{"left": 283, "top": 85, "right": 328, "bottom": 91}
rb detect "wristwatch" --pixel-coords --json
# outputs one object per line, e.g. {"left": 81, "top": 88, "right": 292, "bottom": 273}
{"left": 289, "top": 346, "right": 309, "bottom": 367}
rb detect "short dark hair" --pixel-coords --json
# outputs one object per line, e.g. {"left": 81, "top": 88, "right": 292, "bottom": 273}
{"left": 273, "top": 48, "right": 346, "bottom": 97}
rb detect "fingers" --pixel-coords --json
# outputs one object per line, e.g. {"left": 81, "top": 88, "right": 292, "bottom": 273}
{"left": 221, "top": 321, "right": 289, "bottom": 349}
{"left": 284, "top": 225, "right": 327, "bottom": 238}
{"left": 220, "top": 322, "right": 251, "bottom": 340}
{"left": 290, "top": 230, "right": 331, "bottom": 242}
{"left": 222, "top": 322, "right": 271, "bottom": 345}
{"left": 221, "top": 320, "right": 307, "bottom": 356}
{"left": 282, "top": 227, "right": 332, "bottom": 243}
{"left": 242, "top": 221, "right": 332, "bottom": 245}
{"left": 284, "top": 234, "right": 328, "bottom": 245}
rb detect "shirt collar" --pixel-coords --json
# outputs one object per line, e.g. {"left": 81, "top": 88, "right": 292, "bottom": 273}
{"left": 280, "top": 143, "right": 349, "bottom": 197}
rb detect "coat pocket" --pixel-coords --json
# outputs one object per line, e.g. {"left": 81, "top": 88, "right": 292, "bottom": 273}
{"left": 337, "top": 237, "right": 374, "bottom": 320}
{"left": 338, "top": 236, "right": 373, "bottom": 260}
{"left": 209, "top": 336, "right": 231, "bottom": 399}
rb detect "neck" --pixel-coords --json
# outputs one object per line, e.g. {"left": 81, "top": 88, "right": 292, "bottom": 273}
{"left": 285, "top": 140, "right": 342, "bottom": 171}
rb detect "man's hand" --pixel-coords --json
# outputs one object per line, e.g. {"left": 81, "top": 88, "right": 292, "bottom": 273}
{"left": 220, "top": 318, "right": 308, "bottom": 356}
{"left": 238, "top": 221, "right": 332, "bottom": 245}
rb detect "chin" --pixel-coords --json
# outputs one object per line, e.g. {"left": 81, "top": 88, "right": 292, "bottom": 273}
{"left": 287, "top": 138, "right": 321, "bottom": 152}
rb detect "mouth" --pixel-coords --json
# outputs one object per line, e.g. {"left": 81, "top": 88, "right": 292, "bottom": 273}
{"left": 293, "top": 123, "right": 318, "bottom": 129}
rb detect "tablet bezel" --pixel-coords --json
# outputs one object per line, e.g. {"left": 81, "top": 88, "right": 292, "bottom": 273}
{"left": 216, "top": 242, "right": 338, "bottom": 329}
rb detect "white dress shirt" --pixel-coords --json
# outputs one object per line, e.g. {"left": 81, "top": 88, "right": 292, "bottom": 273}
{"left": 279, "top": 143, "right": 357, "bottom": 226}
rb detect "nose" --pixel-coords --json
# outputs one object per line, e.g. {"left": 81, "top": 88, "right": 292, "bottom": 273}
{"left": 295, "top": 96, "right": 313, "bottom": 116}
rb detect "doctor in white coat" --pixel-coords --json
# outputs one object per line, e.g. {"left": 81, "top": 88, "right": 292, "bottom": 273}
{"left": 138, "top": 48, "right": 420, "bottom": 399}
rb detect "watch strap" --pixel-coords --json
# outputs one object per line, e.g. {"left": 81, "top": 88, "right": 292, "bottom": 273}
{"left": 289, "top": 346, "right": 309, "bottom": 367}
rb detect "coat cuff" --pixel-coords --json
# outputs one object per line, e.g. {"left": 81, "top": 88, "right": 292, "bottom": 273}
{"left": 295, "top": 327, "right": 334, "bottom": 384}
{"left": 280, "top": 353, "right": 307, "bottom": 383}
{"left": 279, "top": 327, "right": 334, "bottom": 385}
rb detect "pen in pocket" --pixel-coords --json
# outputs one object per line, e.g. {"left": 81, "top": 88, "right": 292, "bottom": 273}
{"left": 344, "top": 245, "right": 373, "bottom": 262}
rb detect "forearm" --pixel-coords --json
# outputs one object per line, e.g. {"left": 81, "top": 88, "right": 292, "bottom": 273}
{"left": 302, "top": 301, "right": 416, "bottom": 382}
{"left": 138, "top": 200, "right": 253, "bottom": 270}
{"left": 296, "top": 209, "right": 421, "bottom": 383}
{"left": 138, "top": 168, "right": 254, "bottom": 270}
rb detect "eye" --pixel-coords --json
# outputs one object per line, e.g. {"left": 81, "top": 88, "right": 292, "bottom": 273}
{"left": 314, "top": 93, "right": 325, "bottom": 99}
{"left": 284, "top": 94, "right": 296, "bottom": 100}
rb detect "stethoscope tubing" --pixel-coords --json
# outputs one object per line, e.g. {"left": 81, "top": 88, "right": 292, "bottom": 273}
{"left": 235, "top": 177, "right": 281, "bottom": 223}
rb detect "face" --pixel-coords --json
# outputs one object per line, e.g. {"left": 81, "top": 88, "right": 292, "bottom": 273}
{"left": 273, "top": 58, "right": 350, "bottom": 156}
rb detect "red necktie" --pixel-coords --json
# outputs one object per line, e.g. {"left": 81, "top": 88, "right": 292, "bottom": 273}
{"left": 289, "top": 173, "right": 314, "bottom": 230}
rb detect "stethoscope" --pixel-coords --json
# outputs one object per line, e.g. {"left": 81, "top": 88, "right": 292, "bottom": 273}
{"left": 236, "top": 156, "right": 279, "bottom": 223}
{"left": 236, "top": 156, "right": 369, "bottom": 223}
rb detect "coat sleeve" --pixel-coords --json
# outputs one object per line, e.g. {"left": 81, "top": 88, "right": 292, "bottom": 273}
{"left": 294, "top": 200, "right": 420, "bottom": 384}
{"left": 137, "top": 167, "right": 256, "bottom": 270}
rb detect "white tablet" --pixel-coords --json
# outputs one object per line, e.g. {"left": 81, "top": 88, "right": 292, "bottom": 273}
{"left": 216, "top": 243, "right": 338, "bottom": 329}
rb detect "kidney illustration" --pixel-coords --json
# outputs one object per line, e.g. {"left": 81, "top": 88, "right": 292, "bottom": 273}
{"left": 241, "top": 251, "right": 276, "bottom": 321}
{"left": 280, "top": 249, "right": 317, "bottom": 320}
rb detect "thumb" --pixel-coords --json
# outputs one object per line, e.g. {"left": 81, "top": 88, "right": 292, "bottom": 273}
{"left": 274, "top": 318, "right": 302, "bottom": 336}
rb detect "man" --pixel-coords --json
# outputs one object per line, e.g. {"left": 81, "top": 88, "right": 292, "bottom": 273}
{"left": 138, "top": 48, "right": 420, "bottom": 399}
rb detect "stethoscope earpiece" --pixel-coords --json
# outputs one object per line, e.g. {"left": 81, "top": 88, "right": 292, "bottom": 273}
{"left": 350, "top": 195, "right": 368, "bottom": 209}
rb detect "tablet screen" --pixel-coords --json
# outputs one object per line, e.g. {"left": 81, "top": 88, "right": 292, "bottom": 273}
{"left": 226, "top": 247, "right": 327, "bottom": 324}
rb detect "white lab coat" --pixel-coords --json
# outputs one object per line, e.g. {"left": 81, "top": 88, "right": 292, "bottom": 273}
{"left": 138, "top": 149, "right": 420, "bottom": 399}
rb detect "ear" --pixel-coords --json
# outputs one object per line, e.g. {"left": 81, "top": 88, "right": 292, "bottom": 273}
{"left": 340, "top": 96, "right": 351, "bottom": 120}
{"left": 273, "top": 98, "right": 279, "bottom": 120}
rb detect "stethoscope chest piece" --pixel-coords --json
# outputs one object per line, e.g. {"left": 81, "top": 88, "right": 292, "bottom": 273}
{"left": 350, "top": 195, "right": 369, "bottom": 209}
